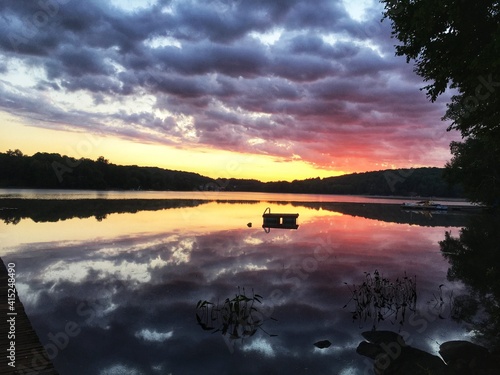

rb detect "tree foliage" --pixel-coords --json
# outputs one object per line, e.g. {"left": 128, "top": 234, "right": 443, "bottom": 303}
{"left": 0, "top": 150, "right": 213, "bottom": 191}
{"left": 382, "top": 0, "right": 499, "bottom": 106}
{"left": 444, "top": 131, "right": 500, "bottom": 204}
{"left": 381, "top": 0, "right": 500, "bottom": 205}
{"left": 439, "top": 214, "right": 500, "bottom": 349}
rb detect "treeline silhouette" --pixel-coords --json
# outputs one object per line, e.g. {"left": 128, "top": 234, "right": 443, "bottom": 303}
{"left": 221, "top": 168, "right": 463, "bottom": 197}
{"left": 0, "top": 150, "right": 213, "bottom": 191}
{"left": 0, "top": 150, "right": 463, "bottom": 197}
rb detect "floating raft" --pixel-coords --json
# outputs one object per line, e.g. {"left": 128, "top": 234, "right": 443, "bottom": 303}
{"left": 262, "top": 207, "right": 299, "bottom": 231}
{"left": 0, "top": 258, "right": 58, "bottom": 374}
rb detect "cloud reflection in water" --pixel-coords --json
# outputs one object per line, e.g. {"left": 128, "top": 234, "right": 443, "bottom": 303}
{"left": 0, "top": 202, "right": 472, "bottom": 375}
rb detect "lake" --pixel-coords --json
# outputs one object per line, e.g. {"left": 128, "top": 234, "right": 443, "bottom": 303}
{"left": 0, "top": 190, "right": 494, "bottom": 374}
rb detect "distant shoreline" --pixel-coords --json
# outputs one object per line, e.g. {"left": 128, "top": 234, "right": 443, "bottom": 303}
{"left": 0, "top": 197, "right": 481, "bottom": 228}
{"left": 0, "top": 152, "right": 464, "bottom": 198}
{"left": 364, "top": 195, "right": 470, "bottom": 203}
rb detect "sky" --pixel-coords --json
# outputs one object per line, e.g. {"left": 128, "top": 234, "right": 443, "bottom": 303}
{"left": 0, "top": 0, "right": 460, "bottom": 181}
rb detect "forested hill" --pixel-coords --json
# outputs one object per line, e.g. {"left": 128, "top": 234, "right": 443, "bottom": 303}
{"left": 0, "top": 150, "right": 213, "bottom": 191}
{"left": 0, "top": 150, "right": 463, "bottom": 197}
{"left": 221, "top": 168, "right": 463, "bottom": 197}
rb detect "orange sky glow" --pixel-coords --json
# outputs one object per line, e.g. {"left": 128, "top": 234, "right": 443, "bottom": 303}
{"left": 0, "top": 0, "right": 460, "bottom": 182}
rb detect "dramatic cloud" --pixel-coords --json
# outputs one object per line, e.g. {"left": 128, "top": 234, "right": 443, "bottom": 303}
{"left": 0, "top": 0, "right": 458, "bottom": 175}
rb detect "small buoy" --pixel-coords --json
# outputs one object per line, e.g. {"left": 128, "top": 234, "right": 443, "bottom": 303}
{"left": 247, "top": 222, "right": 252, "bottom": 227}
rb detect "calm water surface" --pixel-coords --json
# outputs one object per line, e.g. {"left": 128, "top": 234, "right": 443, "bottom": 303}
{"left": 0, "top": 188, "right": 472, "bottom": 205}
{"left": 0, "top": 191, "right": 477, "bottom": 374}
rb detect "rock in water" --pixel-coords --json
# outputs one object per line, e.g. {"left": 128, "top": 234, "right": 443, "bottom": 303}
{"left": 439, "top": 340, "right": 489, "bottom": 363}
{"left": 314, "top": 340, "right": 331, "bottom": 349}
{"left": 358, "top": 331, "right": 451, "bottom": 375}
{"left": 361, "top": 331, "right": 407, "bottom": 347}
{"left": 356, "top": 341, "right": 384, "bottom": 359}
{"left": 439, "top": 340, "right": 498, "bottom": 374}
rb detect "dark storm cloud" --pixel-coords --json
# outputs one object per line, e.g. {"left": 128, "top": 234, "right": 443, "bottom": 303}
{"left": 281, "top": 0, "right": 350, "bottom": 30}
{"left": 287, "top": 33, "right": 360, "bottom": 60}
{"left": 0, "top": 0, "right": 454, "bottom": 172}
{"left": 170, "top": 0, "right": 275, "bottom": 42}
{"left": 152, "top": 41, "right": 268, "bottom": 77}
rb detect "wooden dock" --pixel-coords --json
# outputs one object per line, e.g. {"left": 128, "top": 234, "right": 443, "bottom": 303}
{"left": 262, "top": 207, "right": 299, "bottom": 231}
{"left": 0, "top": 258, "right": 58, "bottom": 374}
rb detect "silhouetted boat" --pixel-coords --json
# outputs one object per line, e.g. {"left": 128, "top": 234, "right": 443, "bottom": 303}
{"left": 401, "top": 200, "right": 448, "bottom": 211}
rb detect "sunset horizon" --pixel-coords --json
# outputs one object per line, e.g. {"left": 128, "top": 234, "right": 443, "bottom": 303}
{"left": 0, "top": 0, "right": 460, "bottom": 183}
{"left": 0, "top": 1, "right": 497, "bottom": 374}
{"left": 0, "top": 135, "right": 448, "bottom": 184}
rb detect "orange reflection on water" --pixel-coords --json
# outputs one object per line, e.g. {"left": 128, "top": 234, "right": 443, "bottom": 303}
{"left": 0, "top": 201, "right": 345, "bottom": 253}
{"left": 249, "top": 208, "right": 450, "bottom": 261}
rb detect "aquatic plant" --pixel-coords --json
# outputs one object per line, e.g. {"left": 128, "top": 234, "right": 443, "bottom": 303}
{"left": 195, "top": 287, "right": 277, "bottom": 340}
{"left": 426, "top": 283, "right": 481, "bottom": 325}
{"left": 344, "top": 270, "right": 417, "bottom": 330}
